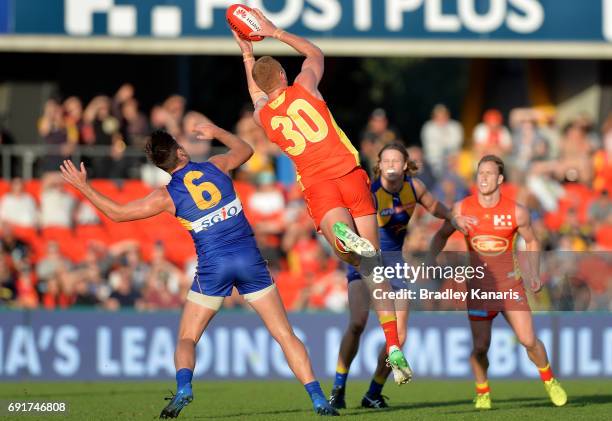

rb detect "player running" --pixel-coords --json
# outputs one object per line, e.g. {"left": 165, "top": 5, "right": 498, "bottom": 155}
{"left": 329, "top": 143, "right": 474, "bottom": 409}
{"left": 429, "top": 155, "right": 567, "bottom": 410}
{"left": 233, "top": 9, "right": 412, "bottom": 385}
{"left": 59, "top": 123, "right": 338, "bottom": 418}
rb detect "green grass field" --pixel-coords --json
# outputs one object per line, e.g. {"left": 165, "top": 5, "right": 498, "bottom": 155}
{"left": 1, "top": 380, "right": 611, "bottom": 420}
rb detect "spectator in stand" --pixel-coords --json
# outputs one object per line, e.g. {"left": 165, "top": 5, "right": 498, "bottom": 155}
{"left": 122, "top": 244, "right": 149, "bottom": 291}
{"left": 120, "top": 98, "right": 149, "bottom": 148}
{"left": 406, "top": 146, "right": 437, "bottom": 190}
{"left": 421, "top": 104, "right": 464, "bottom": 178}
{"left": 0, "top": 252, "right": 16, "bottom": 304}
{"left": 63, "top": 96, "right": 85, "bottom": 144}
{"left": 15, "top": 265, "right": 38, "bottom": 309}
{"left": 141, "top": 274, "right": 183, "bottom": 310}
{"left": 510, "top": 117, "right": 549, "bottom": 172}
{"left": 473, "top": 108, "right": 512, "bottom": 159}
{"left": 38, "top": 98, "right": 76, "bottom": 173}
{"left": 247, "top": 171, "right": 286, "bottom": 261}
{"left": 0, "top": 223, "right": 31, "bottom": 265}
{"left": 36, "top": 241, "right": 71, "bottom": 284}
{"left": 236, "top": 109, "right": 277, "bottom": 180}
{"left": 112, "top": 83, "right": 135, "bottom": 118}
{"left": 0, "top": 178, "right": 38, "bottom": 228}
{"left": 593, "top": 113, "right": 612, "bottom": 193}
{"left": 162, "top": 94, "right": 186, "bottom": 137}
{"left": 558, "top": 120, "right": 594, "bottom": 184}
{"left": 179, "top": 111, "right": 212, "bottom": 162}
{"left": 83, "top": 96, "right": 119, "bottom": 146}
{"left": 93, "top": 133, "right": 133, "bottom": 179}
{"left": 106, "top": 267, "right": 142, "bottom": 310}
{"left": 360, "top": 108, "right": 401, "bottom": 175}
{"left": 150, "top": 105, "right": 171, "bottom": 132}
{"left": 40, "top": 172, "right": 76, "bottom": 228}
{"left": 147, "top": 241, "right": 184, "bottom": 297}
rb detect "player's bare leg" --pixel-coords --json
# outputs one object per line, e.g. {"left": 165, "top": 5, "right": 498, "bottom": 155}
{"left": 175, "top": 301, "right": 218, "bottom": 371}
{"left": 469, "top": 318, "right": 493, "bottom": 410}
{"left": 363, "top": 306, "right": 409, "bottom": 408}
{"left": 504, "top": 310, "right": 567, "bottom": 406}
{"left": 319, "top": 207, "right": 364, "bottom": 266}
{"left": 329, "top": 279, "right": 370, "bottom": 409}
{"left": 161, "top": 300, "right": 218, "bottom": 419}
{"left": 320, "top": 209, "right": 412, "bottom": 384}
{"left": 353, "top": 213, "right": 412, "bottom": 384}
{"left": 248, "top": 286, "right": 339, "bottom": 416}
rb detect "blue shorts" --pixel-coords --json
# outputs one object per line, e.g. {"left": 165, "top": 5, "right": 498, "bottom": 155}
{"left": 191, "top": 245, "right": 273, "bottom": 297}
{"left": 347, "top": 250, "right": 407, "bottom": 290}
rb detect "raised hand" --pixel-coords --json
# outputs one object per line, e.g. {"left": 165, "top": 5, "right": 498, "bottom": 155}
{"left": 249, "top": 8, "right": 278, "bottom": 38}
{"left": 232, "top": 30, "right": 253, "bottom": 55}
{"left": 193, "top": 123, "right": 220, "bottom": 141}
{"left": 59, "top": 160, "right": 88, "bottom": 191}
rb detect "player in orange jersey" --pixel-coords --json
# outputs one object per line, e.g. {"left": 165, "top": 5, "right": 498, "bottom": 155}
{"left": 430, "top": 155, "right": 567, "bottom": 410}
{"left": 232, "top": 8, "right": 419, "bottom": 384}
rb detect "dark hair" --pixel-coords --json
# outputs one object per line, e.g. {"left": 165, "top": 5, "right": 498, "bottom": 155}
{"left": 477, "top": 154, "right": 505, "bottom": 176}
{"left": 144, "top": 130, "right": 181, "bottom": 172}
{"left": 374, "top": 142, "right": 418, "bottom": 179}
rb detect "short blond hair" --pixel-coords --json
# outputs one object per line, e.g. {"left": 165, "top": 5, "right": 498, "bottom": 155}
{"left": 252, "top": 56, "right": 284, "bottom": 94}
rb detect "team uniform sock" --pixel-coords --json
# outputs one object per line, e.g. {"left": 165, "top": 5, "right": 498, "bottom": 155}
{"left": 379, "top": 314, "right": 401, "bottom": 352}
{"left": 176, "top": 368, "right": 193, "bottom": 391}
{"left": 538, "top": 363, "right": 554, "bottom": 382}
{"left": 304, "top": 380, "right": 325, "bottom": 402}
{"left": 366, "top": 376, "right": 385, "bottom": 397}
{"left": 475, "top": 381, "right": 490, "bottom": 395}
{"left": 333, "top": 366, "right": 349, "bottom": 389}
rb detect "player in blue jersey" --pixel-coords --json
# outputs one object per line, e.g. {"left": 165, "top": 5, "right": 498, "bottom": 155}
{"left": 328, "top": 143, "right": 474, "bottom": 409}
{"left": 59, "top": 123, "right": 338, "bottom": 418}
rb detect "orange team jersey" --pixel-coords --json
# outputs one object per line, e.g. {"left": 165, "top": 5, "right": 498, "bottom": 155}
{"left": 460, "top": 194, "right": 522, "bottom": 291}
{"left": 258, "top": 82, "right": 360, "bottom": 190}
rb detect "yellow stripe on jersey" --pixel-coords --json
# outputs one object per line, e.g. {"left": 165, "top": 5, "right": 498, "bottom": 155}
{"left": 329, "top": 112, "right": 360, "bottom": 166}
{"left": 268, "top": 92, "right": 286, "bottom": 110}
{"left": 375, "top": 180, "right": 417, "bottom": 228}
{"left": 399, "top": 182, "right": 417, "bottom": 217}
{"left": 375, "top": 188, "right": 394, "bottom": 227}
{"left": 176, "top": 216, "right": 193, "bottom": 231}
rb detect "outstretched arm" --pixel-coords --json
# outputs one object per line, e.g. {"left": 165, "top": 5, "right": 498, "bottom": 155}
{"left": 428, "top": 201, "right": 463, "bottom": 260}
{"left": 60, "top": 160, "right": 174, "bottom": 222}
{"left": 412, "top": 178, "right": 476, "bottom": 235}
{"left": 249, "top": 9, "right": 324, "bottom": 97}
{"left": 516, "top": 204, "right": 542, "bottom": 292}
{"left": 232, "top": 31, "right": 268, "bottom": 125}
{"left": 194, "top": 123, "right": 254, "bottom": 173}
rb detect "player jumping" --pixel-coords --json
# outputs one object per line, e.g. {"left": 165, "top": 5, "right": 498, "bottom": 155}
{"left": 329, "top": 143, "right": 474, "bottom": 409}
{"left": 429, "top": 154, "right": 567, "bottom": 410}
{"left": 233, "top": 8, "right": 412, "bottom": 385}
{"left": 59, "top": 124, "right": 338, "bottom": 417}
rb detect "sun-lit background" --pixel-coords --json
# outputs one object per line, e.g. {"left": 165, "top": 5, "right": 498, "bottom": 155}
{"left": 0, "top": 1, "right": 610, "bottom": 419}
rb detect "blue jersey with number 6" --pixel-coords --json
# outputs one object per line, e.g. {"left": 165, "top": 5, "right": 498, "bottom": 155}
{"left": 165, "top": 161, "right": 270, "bottom": 297}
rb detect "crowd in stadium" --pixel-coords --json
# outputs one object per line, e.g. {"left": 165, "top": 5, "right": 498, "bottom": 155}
{"left": 0, "top": 83, "right": 610, "bottom": 312}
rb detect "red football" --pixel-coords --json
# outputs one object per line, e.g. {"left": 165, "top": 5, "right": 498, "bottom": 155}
{"left": 226, "top": 4, "right": 264, "bottom": 42}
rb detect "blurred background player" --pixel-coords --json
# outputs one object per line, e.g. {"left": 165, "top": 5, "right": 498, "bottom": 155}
{"left": 59, "top": 123, "right": 338, "bottom": 417}
{"left": 233, "top": 8, "right": 412, "bottom": 386}
{"left": 329, "top": 143, "right": 474, "bottom": 409}
{"left": 429, "top": 155, "right": 568, "bottom": 410}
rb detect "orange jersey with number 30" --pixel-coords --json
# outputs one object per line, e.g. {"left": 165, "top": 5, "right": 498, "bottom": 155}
{"left": 258, "top": 83, "right": 360, "bottom": 190}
